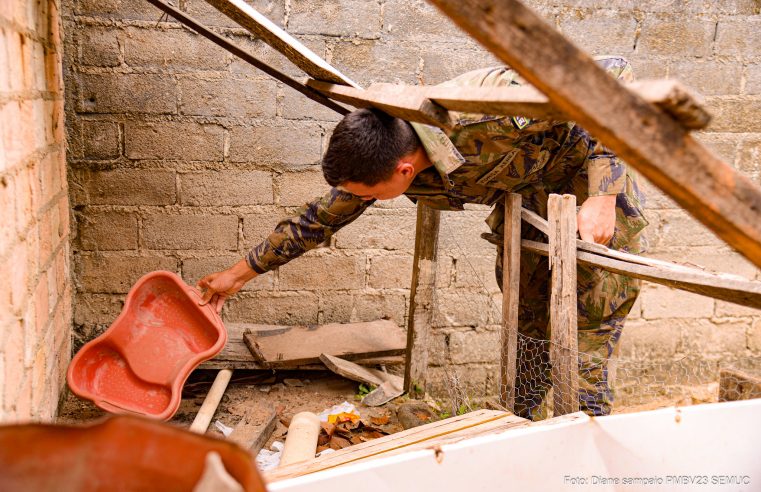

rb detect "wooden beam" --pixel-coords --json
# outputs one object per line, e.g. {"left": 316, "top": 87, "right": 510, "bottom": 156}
{"left": 499, "top": 194, "right": 521, "bottom": 410}
{"left": 404, "top": 204, "right": 441, "bottom": 397}
{"left": 143, "top": 0, "right": 348, "bottom": 115}
{"left": 368, "top": 79, "right": 710, "bottom": 130}
{"left": 426, "top": 0, "right": 761, "bottom": 271}
{"left": 548, "top": 194, "right": 579, "bottom": 416}
{"left": 203, "top": 0, "right": 357, "bottom": 87}
{"left": 307, "top": 80, "right": 453, "bottom": 129}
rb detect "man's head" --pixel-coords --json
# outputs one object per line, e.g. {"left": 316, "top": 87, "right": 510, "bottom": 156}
{"left": 322, "top": 108, "right": 426, "bottom": 201}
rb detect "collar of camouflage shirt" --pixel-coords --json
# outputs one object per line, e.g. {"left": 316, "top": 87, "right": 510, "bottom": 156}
{"left": 411, "top": 122, "right": 465, "bottom": 190}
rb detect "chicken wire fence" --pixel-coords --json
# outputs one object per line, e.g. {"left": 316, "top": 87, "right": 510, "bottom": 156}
{"left": 415, "top": 209, "right": 761, "bottom": 419}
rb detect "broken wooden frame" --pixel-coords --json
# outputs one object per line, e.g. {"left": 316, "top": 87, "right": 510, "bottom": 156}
{"left": 143, "top": 0, "right": 761, "bottom": 411}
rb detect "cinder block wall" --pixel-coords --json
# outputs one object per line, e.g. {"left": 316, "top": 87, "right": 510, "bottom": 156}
{"left": 0, "top": 0, "right": 71, "bottom": 422}
{"left": 63, "top": 0, "right": 761, "bottom": 400}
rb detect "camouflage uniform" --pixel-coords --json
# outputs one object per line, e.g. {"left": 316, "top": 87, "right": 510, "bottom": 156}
{"left": 247, "top": 56, "right": 648, "bottom": 418}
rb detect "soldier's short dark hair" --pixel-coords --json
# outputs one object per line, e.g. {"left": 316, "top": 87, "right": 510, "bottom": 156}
{"left": 322, "top": 108, "right": 421, "bottom": 187}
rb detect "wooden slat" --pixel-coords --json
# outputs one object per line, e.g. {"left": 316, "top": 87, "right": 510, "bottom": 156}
{"left": 548, "top": 194, "right": 579, "bottom": 416}
{"left": 319, "top": 353, "right": 393, "bottom": 387}
{"left": 426, "top": 0, "right": 761, "bottom": 271}
{"left": 143, "top": 0, "right": 348, "bottom": 116}
{"left": 520, "top": 240, "right": 761, "bottom": 310}
{"left": 265, "top": 410, "right": 514, "bottom": 482}
{"left": 368, "top": 79, "right": 710, "bottom": 130}
{"left": 242, "top": 320, "right": 407, "bottom": 368}
{"left": 307, "top": 80, "right": 453, "bottom": 129}
{"left": 200, "top": 323, "right": 404, "bottom": 370}
{"left": 203, "top": 0, "right": 357, "bottom": 87}
{"left": 499, "top": 194, "right": 521, "bottom": 410}
{"left": 404, "top": 204, "right": 441, "bottom": 397}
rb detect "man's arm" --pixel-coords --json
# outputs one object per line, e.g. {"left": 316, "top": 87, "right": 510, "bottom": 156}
{"left": 198, "top": 188, "right": 372, "bottom": 312}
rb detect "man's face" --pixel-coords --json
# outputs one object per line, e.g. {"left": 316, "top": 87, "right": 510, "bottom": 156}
{"left": 339, "top": 161, "right": 416, "bottom": 201}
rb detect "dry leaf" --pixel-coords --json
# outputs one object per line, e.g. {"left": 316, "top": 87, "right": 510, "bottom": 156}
{"left": 370, "top": 415, "right": 390, "bottom": 425}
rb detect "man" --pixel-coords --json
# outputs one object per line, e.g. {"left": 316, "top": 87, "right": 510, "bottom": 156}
{"left": 197, "top": 56, "right": 648, "bottom": 419}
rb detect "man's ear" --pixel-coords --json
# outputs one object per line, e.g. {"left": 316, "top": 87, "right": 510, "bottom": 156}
{"left": 396, "top": 160, "right": 415, "bottom": 177}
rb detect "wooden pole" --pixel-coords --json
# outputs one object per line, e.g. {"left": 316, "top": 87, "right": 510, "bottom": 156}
{"left": 190, "top": 368, "right": 234, "bottom": 434}
{"left": 548, "top": 194, "right": 579, "bottom": 416}
{"left": 426, "top": 0, "right": 761, "bottom": 271}
{"left": 499, "top": 193, "right": 521, "bottom": 410}
{"left": 404, "top": 203, "right": 441, "bottom": 398}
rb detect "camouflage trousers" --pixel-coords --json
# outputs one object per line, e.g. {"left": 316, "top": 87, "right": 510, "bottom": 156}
{"left": 492, "top": 188, "right": 644, "bottom": 419}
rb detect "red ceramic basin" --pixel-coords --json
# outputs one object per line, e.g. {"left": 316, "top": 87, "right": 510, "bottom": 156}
{"left": 67, "top": 271, "right": 226, "bottom": 420}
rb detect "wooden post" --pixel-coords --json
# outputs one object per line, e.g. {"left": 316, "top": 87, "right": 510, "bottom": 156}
{"left": 404, "top": 203, "right": 441, "bottom": 398}
{"left": 499, "top": 194, "right": 521, "bottom": 409}
{"left": 427, "top": 0, "right": 761, "bottom": 271}
{"left": 548, "top": 194, "right": 579, "bottom": 416}
{"left": 190, "top": 368, "right": 234, "bottom": 434}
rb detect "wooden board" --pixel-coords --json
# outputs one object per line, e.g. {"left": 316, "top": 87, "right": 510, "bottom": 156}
{"left": 426, "top": 0, "right": 761, "bottom": 271}
{"left": 520, "top": 240, "right": 761, "bottom": 310}
{"left": 548, "top": 195, "right": 579, "bottom": 416}
{"left": 199, "top": 323, "right": 404, "bottom": 370}
{"left": 265, "top": 410, "right": 519, "bottom": 482}
{"left": 404, "top": 204, "right": 441, "bottom": 397}
{"left": 368, "top": 79, "right": 710, "bottom": 130}
{"left": 242, "top": 320, "right": 407, "bottom": 368}
{"left": 500, "top": 194, "right": 521, "bottom": 409}
{"left": 228, "top": 408, "right": 278, "bottom": 455}
{"left": 204, "top": 0, "right": 357, "bottom": 87}
{"left": 319, "top": 353, "right": 400, "bottom": 387}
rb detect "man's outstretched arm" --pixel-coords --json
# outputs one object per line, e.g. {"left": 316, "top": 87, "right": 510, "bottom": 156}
{"left": 198, "top": 188, "right": 373, "bottom": 312}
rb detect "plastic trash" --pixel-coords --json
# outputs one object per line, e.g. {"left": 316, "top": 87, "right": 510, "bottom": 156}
{"left": 317, "top": 401, "right": 360, "bottom": 424}
{"left": 255, "top": 441, "right": 284, "bottom": 471}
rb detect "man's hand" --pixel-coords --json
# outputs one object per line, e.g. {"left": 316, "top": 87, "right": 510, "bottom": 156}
{"left": 197, "top": 259, "right": 258, "bottom": 314}
{"left": 577, "top": 194, "right": 617, "bottom": 245}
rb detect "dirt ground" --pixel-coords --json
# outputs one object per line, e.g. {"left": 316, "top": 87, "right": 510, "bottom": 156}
{"left": 58, "top": 369, "right": 410, "bottom": 451}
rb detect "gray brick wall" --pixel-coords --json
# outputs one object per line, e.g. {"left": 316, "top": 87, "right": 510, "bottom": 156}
{"left": 63, "top": 0, "right": 761, "bottom": 402}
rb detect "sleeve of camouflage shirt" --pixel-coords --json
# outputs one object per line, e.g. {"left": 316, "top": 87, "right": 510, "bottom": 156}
{"left": 585, "top": 56, "right": 635, "bottom": 197}
{"left": 246, "top": 188, "right": 373, "bottom": 274}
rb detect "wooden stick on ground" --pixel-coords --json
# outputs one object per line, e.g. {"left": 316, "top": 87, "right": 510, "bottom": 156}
{"left": 548, "top": 195, "right": 579, "bottom": 416}
{"left": 500, "top": 193, "right": 521, "bottom": 410}
{"left": 426, "top": 0, "right": 761, "bottom": 271}
{"left": 404, "top": 204, "right": 441, "bottom": 397}
{"left": 228, "top": 409, "right": 278, "bottom": 456}
{"left": 190, "top": 369, "right": 234, "bottom": 434}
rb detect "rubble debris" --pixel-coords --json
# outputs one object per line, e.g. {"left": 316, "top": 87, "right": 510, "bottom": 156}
{"left": 283, "top": 378, "right": 304, "bottom": 387}
{"left": 397, "top": 402, "right": 438, "bottom": 430}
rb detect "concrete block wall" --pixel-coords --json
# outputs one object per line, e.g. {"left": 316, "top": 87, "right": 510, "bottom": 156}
{"left": 1, "top": 0, "right": 71, "bottom": 422}
{"left": 63, "top": 0, "right": 761, "bottom": 402}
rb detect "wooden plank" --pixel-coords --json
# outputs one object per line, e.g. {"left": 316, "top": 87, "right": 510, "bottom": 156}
{"left": 319, "top": 353, "right": 392, "bottom": 387}
{"left": 228, "top": 408, "right": 278, "bottom": 455}
{"left": 242, "top": 320, "right": 407, "bottom": 368}
{"left": 200, "top": 322, "right": 405, "bottom": 370}
{"left": 143, "top": 0, "right": 348, "bottom": 116}
{"left": 548, "top": 194, "right": 579, "bottom": 416}
{"left": 368, "top": 79, "right": 710, "bottom": 130}
{"left": 500, "top": 193, "right": 521, "bottom": 410}
{"left": 265, "top": 410, "right": 515, "bottom": 482}
{"left": 718, "top": 367, "right": 761, "bottom": 402}
{"left": 520, "top": 240, "right": 761, "bottom": 310}
{"left": 203, "top": 0, "right": 357, "bottom": 87}
{"left": 426, "top": 0, "right": 761, "bottom": 271}
{"left": 404, "top": 204, "right": 441, "bottom": 397}
{"left": 307, "top": 80, "right": 453, "bottom": 129}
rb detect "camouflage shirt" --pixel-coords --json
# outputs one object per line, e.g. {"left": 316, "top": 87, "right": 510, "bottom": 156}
{"left": 247, "top": 56, "right": 647, "bottom": 274}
